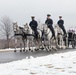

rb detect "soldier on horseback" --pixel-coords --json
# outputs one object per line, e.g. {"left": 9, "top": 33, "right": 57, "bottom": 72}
{"left": 45, "top": 14, "right": 56, "bottom": 39}
{"left": 29, "top": 16, "right": 38, "bottom": 39}
{"left": 57, "top": 16, "right": 67, "bottom": 36}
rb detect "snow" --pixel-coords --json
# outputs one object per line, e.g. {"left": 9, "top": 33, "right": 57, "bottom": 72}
{"left": 0, "top": 47, "right": 36, "bottom": 52}
{"left": 0, "top": 51, "right": 76, "bottom": 75}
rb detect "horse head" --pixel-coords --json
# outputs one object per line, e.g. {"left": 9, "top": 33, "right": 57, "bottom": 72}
{"left": 43, "top": 24, "right": 47, "bottom": 31}
{"left": 13, "top": 22, "right": 19, "bottom": 33}
{"left": 24, "top": 23, "right": 30, "bottom": 33}
{"left": 43, "top": 24, "right": 50, "bottom": 35}
{"left": 13, "top": 22, "right": 24, "bottom": 35}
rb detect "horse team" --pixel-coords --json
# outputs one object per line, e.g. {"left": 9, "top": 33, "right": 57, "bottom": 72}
{"left": 13, "top": 14, "right": 68, "bottom": 52}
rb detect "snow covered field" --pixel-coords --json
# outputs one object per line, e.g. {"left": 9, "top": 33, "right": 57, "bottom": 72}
{"left": 0, "top": 50, "right": 76, "bottom": 75}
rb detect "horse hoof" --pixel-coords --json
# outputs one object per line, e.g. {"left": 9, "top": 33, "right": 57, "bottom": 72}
{"left": 46, "top": 49, "right": 49, "bottom": 52}
{"left": 23, "top": 50, "right": 25, "bottom": 52}
{"left": 31, "top": 50, "right": 33, "bottom": 52}
{"left": 14, "top": 50, "right": 16, "bottom": 52}
{"left": 37, "top": 49, "right": 39, "bottom": 51}
{"left": 20, "top": 50, "right": 22, "bottom": 52}
{"left": 29, "top": 49, "right": 31, "bottom": 51}
{"left": 49, "top": 49, "right": 52, "bottom": 51}
{"left": 26, "top": 50, "right": 28, "bottom": 52}
{"left": 35, "top": 49, "right": 37, "bottom": 51}
{"left": 46, "top": 50, "right": 49, "bottom": 52}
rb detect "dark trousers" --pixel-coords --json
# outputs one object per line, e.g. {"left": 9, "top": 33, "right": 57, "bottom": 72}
{"left": 48, "top": 26, "right": 55, "bottom": 38}
{"left": 31, "top": 27, "right": 38, "bottom": 38}
{"left": 59, "top": 25, "right": 66, "bottom": 35}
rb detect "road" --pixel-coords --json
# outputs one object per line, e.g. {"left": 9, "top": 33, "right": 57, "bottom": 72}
{"left": 0, "top": 48, "right": 76, "bottom": 63}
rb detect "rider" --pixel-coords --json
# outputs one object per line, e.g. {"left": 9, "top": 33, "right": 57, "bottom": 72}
{"left": 45, "top": 14, "right": 56, "bottom": 39}
{"left": 57, "top": 16, "right": 67, "bottom": 36}
{"left": 29, "top": 16, "right": 38, "bottom": 38}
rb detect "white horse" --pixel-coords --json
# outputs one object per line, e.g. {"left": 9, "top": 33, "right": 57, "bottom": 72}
{"left": 43, "top": 24, "right": 68, "bottom": 51}
{"left": 13, "top": 22, "right": 35, "bottom": 52}
{"left": 54, "top": 24, "right": 68, "bottom": 49}
{"left": 13, "top": 22, "right": 25, "bottom": 52}
{"left": 24, "top": 23, "right": 43, "bottom": 51}
{"left": 23, "top": 23, "right": 35, "bottom": 52}
{"left": 42, "top": 24, "right": 57, "bottom": 51}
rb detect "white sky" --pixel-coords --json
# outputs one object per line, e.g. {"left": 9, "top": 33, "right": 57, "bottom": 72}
{"left": 0, "top": 0, "right": 76, "bottom": 29}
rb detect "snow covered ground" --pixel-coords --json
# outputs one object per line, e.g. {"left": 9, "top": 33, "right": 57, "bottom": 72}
{"left": 0, "top": 50, "right": 76, "bottom": 75}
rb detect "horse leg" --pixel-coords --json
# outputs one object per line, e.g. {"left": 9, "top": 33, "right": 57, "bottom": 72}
{"left": 38, "top": 39, "right": 41, "bottom": 50}
{"left": 56, "top": 37, "right": 59, "bottom": 50}
{"left": 61, "top": 36, "right": 66, "bottom": 49}
{"left": 23, "top": 39, "right": 25, "bottom": 52}
{"left": 59, "top": 35, "right": 62, "bottom": 49}
{"left": 59, "top": 34, "right": 64, "bottom": 49}
{"left": 40, "top": 39, "right": 44, "bottom": 50}
{"left": 23, "top": 40, "right": 26, "bottom": 52}
{"left": 64, "top": 36, "right": 68, "bottom": 49}
{"left": 28, "top": 40, "right": 33, "bottom": 52}
{"left": 20, "top": 43, "right": 22, "bottom": 52}
{"left": 53, "top": 36, "right": 58, "bottom": 49}
{"left": 14, "top": 38, "right": 17, "bottom": 52}
{"left": 40, "top": 40, "right": 45, "bottom": 50}
{"left": 48, "top": 40, "right": 52, "bottom": 51}
{"left": 45, "top": 40, "right": 50, "bottom": 52}
{"left": 35, "top": 40, "right": 39, "bottom": 51}
{"left": 53, "top": 39, "right": 58, "bottom": 51}
{"left": 26, "top": 39, "right": 30, "bottom": 52}
{"left": 41, "top": 38, "right": 46, "bottom": 51}
{"left": 38, "top": 39, "right": 40, "bottom": 50}
{"left": 31, "top": 38, "right": 34, "bottom": 52}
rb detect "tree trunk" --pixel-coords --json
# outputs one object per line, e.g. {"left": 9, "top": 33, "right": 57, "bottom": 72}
{"left": 6, "top": 35, "right": 9, "bottom": 48}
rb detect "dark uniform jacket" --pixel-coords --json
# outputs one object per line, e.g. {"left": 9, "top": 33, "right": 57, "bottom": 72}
{"left": 57, "top": 19, "right": 66, "bottom": 35}
{"left": 57, "top": 19, "right": 64, "bottom": 26}
{"left": 29, "top": 20, "right": 38, "bottom": 29}
{"left": 45, "top": 18, "right": 53, "bottom": 27}
{"left": 29, "top": 20, "right": 38, "bottom": 38}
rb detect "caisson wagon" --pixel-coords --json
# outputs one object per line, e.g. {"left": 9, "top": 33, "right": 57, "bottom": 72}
{"left": 67, "top": 29, "right": 76, "bottom": 48}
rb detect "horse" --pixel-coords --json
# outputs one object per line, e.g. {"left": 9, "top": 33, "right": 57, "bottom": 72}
{"left": 23, "top": 23, "right": 35, "bottom": 52}
{"left": 41, "top": 24, "right": 58, "bottom": 51}
{"left": 13, "top": 22, "right": 36, "bottom": 52}
{"left": 42, "top": 24, "right": 68, "bottom": 51}
{"left": 54, "top": 24, "right": 68, "bottom": 49}
{"left": 13, "top": 22, "right": 26, "bottom": 52}
{"left": 24, "top": 23, "right": 43, "bottom": 51}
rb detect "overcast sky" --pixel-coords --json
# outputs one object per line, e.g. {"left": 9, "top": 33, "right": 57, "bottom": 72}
{"left": 0, "top": 0, "right": 76, "bottom": 29}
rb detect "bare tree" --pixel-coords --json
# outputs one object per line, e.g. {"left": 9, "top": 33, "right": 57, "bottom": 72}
{"left": 0, "top": 16, "right": 13, "bottom": 48}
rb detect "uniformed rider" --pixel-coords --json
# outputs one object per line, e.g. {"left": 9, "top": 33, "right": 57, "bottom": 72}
{"left": 29, "top": 16, "right": 38, "bottom": 38}
{"left": 45, "top": 14, "right": 55, "bottom": 39}
{"left": 57, "top": 16, "right": 66, "bottom": 36}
